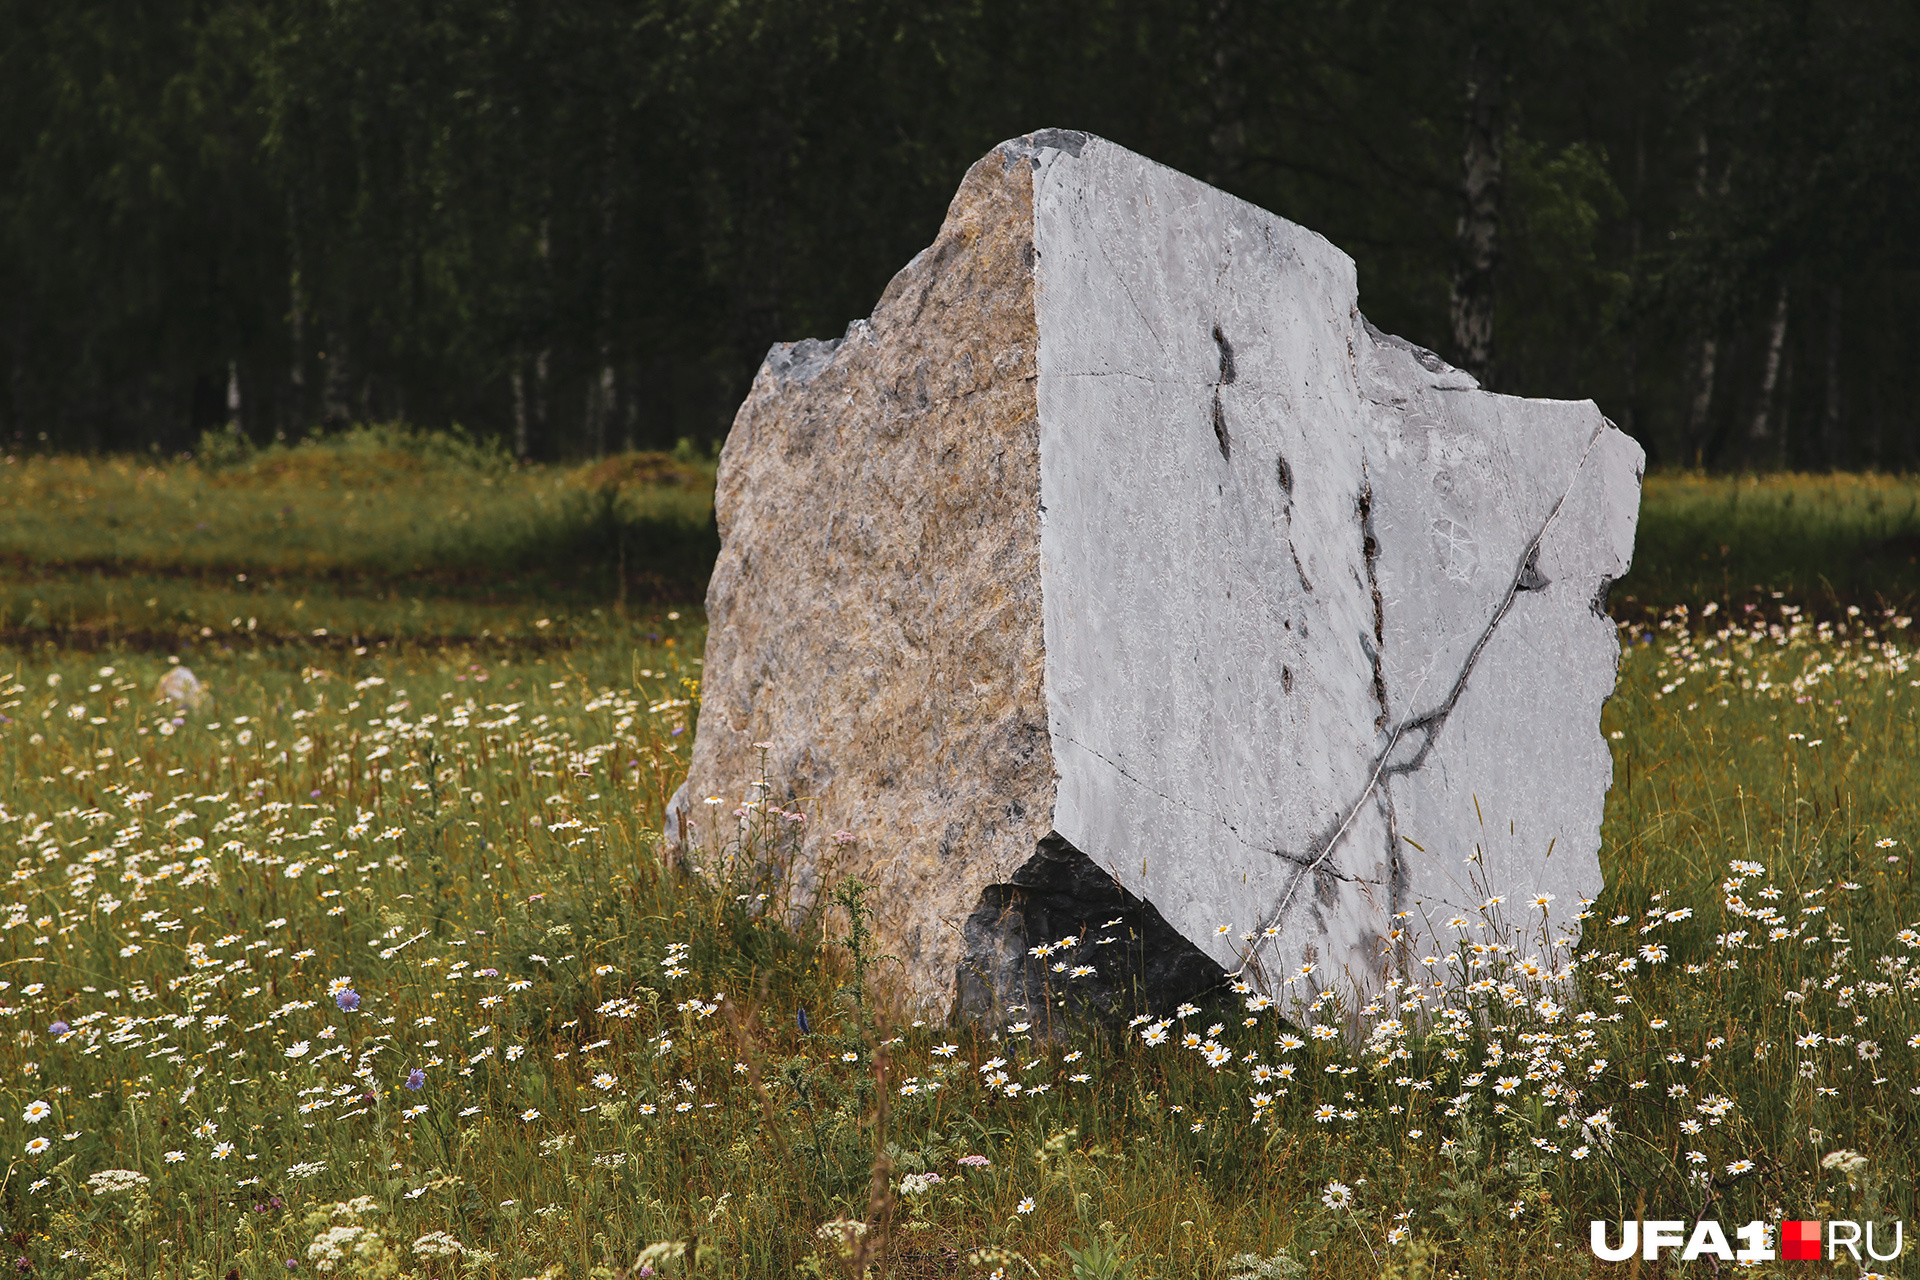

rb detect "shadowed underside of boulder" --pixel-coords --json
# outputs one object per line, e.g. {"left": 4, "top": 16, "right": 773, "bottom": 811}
{"left": 673, "top": 129, "right": 1642, "bottom": 1027}
{"left": 954, "top": 834, "right": 1228, "bottom": 1029}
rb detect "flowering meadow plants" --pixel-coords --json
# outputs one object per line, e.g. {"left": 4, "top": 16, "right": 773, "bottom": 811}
{"left": 0, "top": 587, "right": 1917, "bottom": 1274}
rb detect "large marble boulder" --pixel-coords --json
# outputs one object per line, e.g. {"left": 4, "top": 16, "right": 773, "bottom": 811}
{"left": 670, "top": 129, "right": 1642, "bottom": 1026}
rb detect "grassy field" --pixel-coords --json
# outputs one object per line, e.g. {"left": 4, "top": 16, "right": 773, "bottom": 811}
{"left": 0, "top": 429, "right": 718, "bottom": 648}
{"left": 1619, "top": 472, "right": 1920, "bottom": 620}
{"left": 1, "top": 447, "right": 1918, "bottom": 1278}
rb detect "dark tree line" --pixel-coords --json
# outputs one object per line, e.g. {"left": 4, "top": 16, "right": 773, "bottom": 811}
{"left": 3, "top": 0, "right": 1915, "bottom": 468}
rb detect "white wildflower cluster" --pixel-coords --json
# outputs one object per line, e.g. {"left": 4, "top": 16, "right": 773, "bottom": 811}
{"left": 306, "top": 1197, "right": 386, "bottom": 1273}
{"left": 85, "top": 1169, "right": 150, "bottom": 1196}
{"left": 661, "top": 941, "right": 691, "bottom": 980}
{"left": 411, "top": 1230, "right": 465, "bottom": 1258}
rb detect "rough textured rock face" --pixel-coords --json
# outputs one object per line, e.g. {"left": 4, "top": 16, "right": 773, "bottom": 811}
{"left": 679, "top": 137, "right": 1060, "bottom": 1010}
{"left": 674, "top": 130, "right": 1643, "bottom": 1024}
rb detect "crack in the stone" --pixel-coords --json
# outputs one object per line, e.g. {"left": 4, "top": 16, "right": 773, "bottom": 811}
{"left": 1246, "top": 422, "right": 1608, "bottom": 967}
{"left": 1384, "top": 783, "right": 1405, "bottom": 955}
{"left": 1357, "top": 479, "right": 1389, "bottom": 731}
{"left": 1265, "top": 798, "right": 1391, "bottom": 889}
{"left": 1376, "top": 456, "right": 1590, "bottom": 783}
{"left": 1276, "top": 453, "right": 1315, "bottom": 594}
{"left": 1588, "top": 573, "right": 1615, "bottom": 619}
{"left": 1090, "top": 234, "right": 1170, "bottom": 358}
{"left": 1055, "top": 734, "right": 1236, "bottom": 828}
{"left": 1057, "top": 370, "right": 1185, "bottom": 382}
{"left": 1213, "top": 325, "right": 1238, "bottom": 386}
{"left": 1055, "top": 733, "right": 1383, "bottom": 885}
{"left": 1289, "top": 540, "right": 1315, "bottom": 595}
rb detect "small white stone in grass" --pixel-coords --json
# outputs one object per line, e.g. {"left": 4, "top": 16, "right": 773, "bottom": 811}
{"left": 157, "top": 666, "right": 209, "bottom": 712}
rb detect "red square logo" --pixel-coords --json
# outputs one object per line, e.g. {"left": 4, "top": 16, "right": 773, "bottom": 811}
{"left": 1782, "top": 1220, "right": 1823, "bottom": 1261}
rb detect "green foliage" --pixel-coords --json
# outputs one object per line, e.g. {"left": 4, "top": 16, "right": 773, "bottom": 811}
{"left": 3, "top": 1, "right": 1917, "bottom": 467}
{"left": 1496, "top": 137, "right": 1632, "bottom": 397}
{"left": 195, "top": 424, "right": 516, "bottom": 477}
{"left": 1064, "top": 1227, "right": 1135, "bottom": 1279}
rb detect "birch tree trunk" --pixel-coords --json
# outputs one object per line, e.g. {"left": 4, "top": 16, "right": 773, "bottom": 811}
{"left": 1685, "top": 336, "right": 1718, "bottom": 463}
{"left": 226, "top": 360, "right": 243, "bottom": 436}
{"left": 287, "top": 194, "right": 307, "bottom": 436}
{"left": 588, "top": 104, "right": 619, "bottom": 457}
{"left": 1683, "top": 133, "right": 1718, "bottom": 463}
{"left": 321, "top": 326, "right": 351, "bottom": 428}
{"left": 1621, "top": 120, "right": 1646, "bottom": 444}
{"left": 533, "top": 348, "right": 549, "bottom": 453}
{"left": 586, "top": 366, "right": 613, "bottom": 457}
{"left": 531, "top": 217, "right": 551, "bottom": 458}
{"left": 1449, "top": 40, "right": 1503, "bottom": 388}
{"left": 512, "top": 353, "right": 529, "bottom": 461}
{"left": 1777, "top": 350, "right": 1795, "bottom": 462}
{"left": 1822, "top": 285, "right": 1844, "bottom": 466}
{"left": 1867, "top": 376, "right": 1883, "bottom": 469}
{"left": 1747, "top": 284, "right": 1789, "bottom": 443}
{"left": 620, "top": 375, "right": 636, "bottom": 453}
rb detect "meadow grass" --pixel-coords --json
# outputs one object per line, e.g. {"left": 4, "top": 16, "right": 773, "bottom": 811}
{"left": 3, "top": 605, "right": 1918, "bottom": 1278}
{"left": 1, "top": 457, "right": 1919, "bottom": 1278}
{"left": 1619, "top": 472, "right": 1920, "bottom": 619}
{"left": 0, "top": 429, "right": 719, "bottom": 643}
{"left": 10, "top": 442, "right": 1920, "bottom": 646}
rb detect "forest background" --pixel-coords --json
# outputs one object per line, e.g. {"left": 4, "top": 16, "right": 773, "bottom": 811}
{"left": 2, "top": 0, "right": 1915, "bottom": 471}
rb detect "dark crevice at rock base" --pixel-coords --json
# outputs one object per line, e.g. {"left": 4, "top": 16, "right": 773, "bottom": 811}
{"left": 952, "top": 833, "right": 1228, "bottom": 1033}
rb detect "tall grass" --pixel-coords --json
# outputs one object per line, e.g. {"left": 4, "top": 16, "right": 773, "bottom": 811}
{"left": 11, "top": 446, "right": 1920, "bottom": 644}
{"left": 1620, "top": 472, "right": 1920, "bottom": 616}
{"left": 0, "top": 596, "right": 1915, "bottom": 1277}
{"left": 0, "top": 428, "right": 719, "bottom": 631}
{"left": 3, "top": 455, "right": 1919, "bottom": 1276}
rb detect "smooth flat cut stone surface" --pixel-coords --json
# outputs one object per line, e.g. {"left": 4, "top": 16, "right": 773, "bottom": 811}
{"left": 674, "top": 130, "right": 1642, "bottom": 1021}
